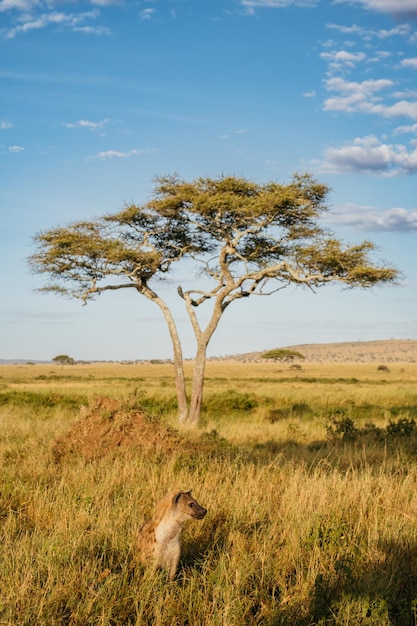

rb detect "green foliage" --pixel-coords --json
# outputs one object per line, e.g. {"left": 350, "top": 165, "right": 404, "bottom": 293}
{"left": 202, "top": 390, "right": 258, "bottom": 416}
{"left": 386, "top": 417, "right": 416, "bottom": 437}
{"left": 29, "top": 173, "right": 399, "bottom": 425}
{"left": 267, "top": 402, "right": 313, "bottom": 422}
{"left": 0, "top": 390, "right": 84, "bottom": 412}
{"left": 29, "top": 173, "right": 398, "bottom": 304}
{"left": 52, "top": 354, "right": 75, "bottom": 366}
{"left": 262, "top": 348, "right": 305, "bottom": 362}
{"left": 138, "top": 394, "right": 179, "bottom": 417}
{"left": 326, "top": 414, "right": 417, "bottom": 443}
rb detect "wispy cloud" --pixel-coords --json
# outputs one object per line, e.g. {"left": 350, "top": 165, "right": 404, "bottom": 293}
{"left": 90, "top": 0, "right": 123, "bottom": 5}
{"left": 139, "top": 8, "right": 155, "bottom": 20}
{"left": 323, "top": 76, "right": 394, "bottom": 114}
{"left": 320, "top": 50, "right": 366, "bottom": 72}
{"left": 320, "top": 134, "right": 417, "bottom": 176}
{"left": 329, "top": 203, "right": 417, "bottom": 232}
{"left": 94, "top": 148, "right": 156, "bottom": 159}
{"left": 0, "top": 120, "right": 13, "bottom": 129}
{"left": 240, "top": 0, "right": 417, "bottom": 18}
{"left": 393, "top": 122, "right": 417, "bottom": 135}
{"left": 2, "top": 9, "right": 111, "bottom": 38}
{"left": 72, "top": 25, "right": 111, "bottom": 35}
{"left": 0, "top": 0, "right": 36, "bottom": 11}
{"left": 322, "top": 76, "right": 417, "bottom": 119}
{"left": 336, "top": 0, "right": 417, "bottom": 19}
{"left": 327, "top": 22, "right": 411, "bottom": 41}
{"left": 401, "top": 58, "right": 417, "bottom": 69}
{"left": 8, "top": 145, "right": 24, "bottom": 152}
{"left": 63, "top": 118, "right": 110, "bottom": 129}
{"left": 239, "top": 0, "right": 318, "bottom": 13}
{"left": 221, "top": 129, "right": 247, "bottom": 139}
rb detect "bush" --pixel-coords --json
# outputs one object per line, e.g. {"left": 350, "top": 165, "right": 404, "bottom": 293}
{"left": 326, "top": 414, "right": 417, "bottom": 443}
{"left": 386, "top": 418, "right": 416, "bottom": 437}
{"left": 203, "top": 390, "right": 258, "bottom": 415}
{"left": 326, "top": 416, "right": 358, "bottom": 442}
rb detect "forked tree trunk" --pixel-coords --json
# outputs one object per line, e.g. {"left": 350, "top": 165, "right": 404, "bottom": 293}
{"left": 142, "top": 287, "right": 189, "bottom": 423}
{"left": 179, "top": 292, "right": 226, "bottom": 425}
{"left": 149, "top": 286, "right": 224, "bottom": 426}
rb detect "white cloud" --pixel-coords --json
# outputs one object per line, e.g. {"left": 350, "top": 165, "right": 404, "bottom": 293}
{"left": 378, "top": 25, "right": 412, "bottom": 39}
{"left": 221, "top": 129, "right": 247, "bottom": 139}
{"left": 0, "top": 120, "right": 13, "bottom": 129}
{"left": 63, "top": 118, "right": 110, "bottom": 129}
{"left": 8, "top": 145, "right": 24, "bottom": 152}
{"left": 0, "top": 0, "right": 37, "bottom": 11}
{"left": 393, "top": 122, "right": 417, "bottom": 135}
{"left": 2, "top": 9, "right": 109, "bottom": 38}
{"left": 326, "top": 23, "right": 364, "bottom": 36}
{"left": 374, "top": 101, "right": 417, "bottom": 119}
{"left": 323, "top": 76, "right": 394, "bottom": 114}
{"left": 90, "top": 0, "right": 122, "bottom": 5}
{"left": 94, "top": 148, "right": 155, "bottom": 159}
{"left": 321, "top": 135, "right": 417, "bottom": 176}
{"left": 335, "top": 0, "right": 417, "bottom": 19}
{"left": 326, "top": 22, "right": 411, "bottom": 41}
{"left": 329, "top": 203, "right": 417, "bottom": 232}
{"left": 73, "top": 25, "right": 111, "bottom": 35}
{"left": 401, "top": 58, "right": 417, "bottom": 69}
{"left": 139, "top": 8, "right": 155, "bottom": 20}
{"left": 323, "top": 77, "right": 417, "bottom": 120}
{"left": 240, "top": 0, "right": 317, "bottom": 13}
{"left": 320, "top": 50, "right": 366, "bottom": 72}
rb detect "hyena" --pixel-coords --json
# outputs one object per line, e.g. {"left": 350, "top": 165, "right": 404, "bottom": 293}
{"left": 136, "top": 489, "right": 207, "bottom": 580}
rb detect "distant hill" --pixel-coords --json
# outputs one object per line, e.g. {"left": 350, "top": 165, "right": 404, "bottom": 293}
{"left": 0, "top": 359, "right": 51, "bottom": 365}
{"left": 220, "top": 339, "right": 417, "bottom": 364}
{"left": 2, "top": 340, "right": 417, "bottom": 365}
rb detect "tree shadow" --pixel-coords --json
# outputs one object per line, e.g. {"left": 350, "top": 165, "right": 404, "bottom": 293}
{"left": 308, "top": 538, "right": 417, "bottom": 626}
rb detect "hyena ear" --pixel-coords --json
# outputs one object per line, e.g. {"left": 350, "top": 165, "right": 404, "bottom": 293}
{"left": 173, "top": 491, "right": 184, "bottom": 505}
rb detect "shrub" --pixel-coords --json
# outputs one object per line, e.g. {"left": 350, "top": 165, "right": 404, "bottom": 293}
{"left": 386, "top": 417, "right": 416, "bottom": 437}
{"left": 203, "top": 390, "right": 258, "bottom": 415}
{"left": 326, "top": 416, "right": 358, "bottom": 442}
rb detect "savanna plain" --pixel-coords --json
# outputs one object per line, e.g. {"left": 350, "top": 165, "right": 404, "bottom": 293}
{"left": 1, "top": 350, "right": 417, "bottom": 625}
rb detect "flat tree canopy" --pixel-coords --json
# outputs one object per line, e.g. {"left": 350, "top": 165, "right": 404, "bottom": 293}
{"left": 29, "top": 173, "right": 399, "bottom": 425}
{"left": 52, "top": 354, "right": 75, "bottom": 366}
{"left": 262, "top": 349, "right": 305, "bottom": 362}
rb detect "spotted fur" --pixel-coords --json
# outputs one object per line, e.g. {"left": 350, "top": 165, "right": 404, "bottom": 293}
{"left": 136, "top": 489, "right": 207, "bottom": 580}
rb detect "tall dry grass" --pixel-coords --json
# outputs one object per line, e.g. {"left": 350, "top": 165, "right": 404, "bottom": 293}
{"left": 1, "top": 361, "right": 417, "bottom": 624}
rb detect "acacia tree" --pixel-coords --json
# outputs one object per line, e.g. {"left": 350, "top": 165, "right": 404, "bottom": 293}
{"left": 29, "top": 174, "right": 398, "bottom": 425}
{"left": 52, "top": 354, "right": 75, "bottom": 366}
{"left": 262, "top": 349, "right": 305, "bottom": 363}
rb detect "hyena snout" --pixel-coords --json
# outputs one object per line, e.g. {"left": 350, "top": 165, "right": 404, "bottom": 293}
{"left": 190, "top": 502, "right": 207, "bottom": 520}
{"left": 176, "top": 491, "right": 207, "bottom": 520}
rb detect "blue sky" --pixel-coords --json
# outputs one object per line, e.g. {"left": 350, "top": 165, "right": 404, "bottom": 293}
{"left": 1, "top": 0, "right": 416, "bottom": 361}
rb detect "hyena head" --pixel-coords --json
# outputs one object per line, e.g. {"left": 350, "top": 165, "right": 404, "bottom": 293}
{"left": 172, "top": 490, "right": 207, "bottom": 522}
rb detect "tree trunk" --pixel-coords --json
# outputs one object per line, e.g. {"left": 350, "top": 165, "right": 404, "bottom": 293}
{"left": 181, "top": 292, "right": 226, "bottom": 426}
{"left": 171, "top": 334, "right": 189, "bottom": 424}
{"left": 140, "top": 285, "right": 189, "bottom": 423}
{"left": 186, "top": 343, "right": 208, "bottom": 426}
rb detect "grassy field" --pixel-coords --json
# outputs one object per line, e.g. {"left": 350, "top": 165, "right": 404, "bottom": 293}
{"left": 1, "top": 360, "right": 417, "bottom": 625}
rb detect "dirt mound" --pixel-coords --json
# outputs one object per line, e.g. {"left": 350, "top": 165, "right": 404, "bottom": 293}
{"left": 53, "top": 397, "right": 183, "bottom": 462}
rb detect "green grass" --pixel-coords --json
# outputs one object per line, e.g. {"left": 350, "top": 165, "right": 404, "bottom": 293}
{"left": 1, "top": 361, "right": 417, "bottom": 624}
